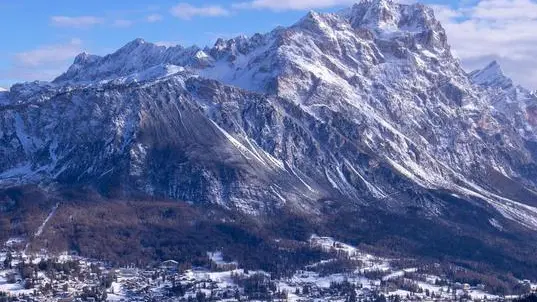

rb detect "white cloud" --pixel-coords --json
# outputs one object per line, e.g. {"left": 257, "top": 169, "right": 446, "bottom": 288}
{"left": 14, "top": 39, "right": 83, "bottom": 67}
{"left": 170, "top": 3, "right": 230, "bottom": 20}
{"left": 5, "top": 39, "right": 84, "bottom": 82}
{"left": 433, "top": 0, "right": 537, "bottom": 89}
{"left": 232, "top": 0, "right": 357, "bottom": 10}
{"left": 113, "top": 19, "right": 134, "bottom": 28}
{"left": 472, "top": 0, "right": 537, "bottom": 20}
{"left": 155, "top": 40, "right": 181, "bottom": 47}
{"left": 50, "top": 16, "right": 104, "bottom": 28}
{"left": 147, "top": 13, "right": 163, "bottom": 22}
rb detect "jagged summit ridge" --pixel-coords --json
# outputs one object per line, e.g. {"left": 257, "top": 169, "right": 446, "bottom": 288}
{"left": 54, "top": 0, "right": 450, "bottom": 87}
{"left": 53, "top": 38, "right": 203, "bottom": 84}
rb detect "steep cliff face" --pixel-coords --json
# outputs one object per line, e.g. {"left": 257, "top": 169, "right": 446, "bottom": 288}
{"left": 1, "top": 0, "right": 537, "bottom": 245}
{"left": 1, "top": 75, "right": 320, "bottom": 215}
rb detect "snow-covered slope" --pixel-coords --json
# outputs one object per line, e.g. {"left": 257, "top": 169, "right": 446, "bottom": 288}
{"left": 2, "top": 0, "right": 537, "bottom": 234}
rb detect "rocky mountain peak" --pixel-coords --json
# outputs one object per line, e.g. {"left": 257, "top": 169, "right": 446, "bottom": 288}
{"left": 129, "top": 37, "right": 146, "bottom": 46}
{"left": 73, "top": 52, "right": 101, "bottom": 66}
{"left": 344, "top": 0, "right": 399, "bottom": 30}
{"left": 53, "top": 38, "right": 192, "bottom": 83}
{"left": 210, "top": 33, "right": 270, "bottom": 61}
{"left": 337, "top": 0, "right": 448, "bottom": 51}
{"left": 342, "top": 0, "right": 436, "bottom": 31}
{"left": 114, "top": 38, "right": 168, "bottom": 57}
{"left": 469, "top": 60, "right": 537, "bottom": 141}
{"left": 470, "top": 60, "right": 514, "bottom": 90}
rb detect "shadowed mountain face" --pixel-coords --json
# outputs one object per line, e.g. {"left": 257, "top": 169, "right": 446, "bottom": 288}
{"left": 2, "top": 0, "right": 537, "bottom": 277}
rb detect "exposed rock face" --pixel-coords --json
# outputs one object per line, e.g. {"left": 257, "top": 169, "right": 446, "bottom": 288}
{"left": 1, "top": 0, "right": 537, "bottom": 242}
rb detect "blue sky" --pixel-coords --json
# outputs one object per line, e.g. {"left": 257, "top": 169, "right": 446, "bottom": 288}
{"left": 1, "top": 0, "right": 536, "bottom": 89}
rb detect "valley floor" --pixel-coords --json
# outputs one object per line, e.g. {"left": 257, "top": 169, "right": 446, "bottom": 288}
{"left": 1, "top": 235, "right": 534, "bottom": 302}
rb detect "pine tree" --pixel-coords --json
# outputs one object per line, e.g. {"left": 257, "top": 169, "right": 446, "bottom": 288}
{"left": 347, "top": 288, "right": 357, "bottom": 302}
{"left": 3, "top": 252, "right": 12, "bottom": 269}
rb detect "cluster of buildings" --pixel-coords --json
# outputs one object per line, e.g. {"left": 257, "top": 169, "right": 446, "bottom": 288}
{"left": 0, "top": 237, "right": 535, "bottom": 301}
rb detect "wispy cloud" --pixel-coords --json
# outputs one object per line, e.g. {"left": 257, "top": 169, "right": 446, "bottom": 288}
{"left": 170, "top": 3, "right": 230, "bottom": 20}
{"left": 154, "top": 40, "right": 181, "bottom": 47}
{"left": 433, "top": 0, "right": 537, "bottom": 89}
{"left": 146, "top": 13, "right": 163, "bottom": 23}
{"left": 113, "top": 19, "right": 134, "bottom": 28}
{"left": 50, "top": 16, "right": 104, "bottom": 28}
{"left": 51, "top": 5, "right": 165, "bottom": 29}
{"left": 14, "top": 38, "right": 83, "bottom": 67}
{"left": 3, "top": 38, "right": 84, "bottom": 83}
{"left": 471, "top": 0, "right": 537, "bottom": 20}
{"left": 232, "top": 0, "right": 357, "bottom": 11}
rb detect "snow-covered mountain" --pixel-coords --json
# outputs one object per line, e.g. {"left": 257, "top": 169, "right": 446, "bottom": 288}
{"left": 469, "top": 61, "right": 513, "bottom": 89}
{"left": 470, "top": 61, "right": 537, "bottom": 142}
{"left": 2, "top": 0, "right": 537, "bottom": 270}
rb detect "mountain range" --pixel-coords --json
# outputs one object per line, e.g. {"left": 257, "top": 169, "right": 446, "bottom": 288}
{"left": 1, "top": 0, "right": 537, "bottom": 278}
